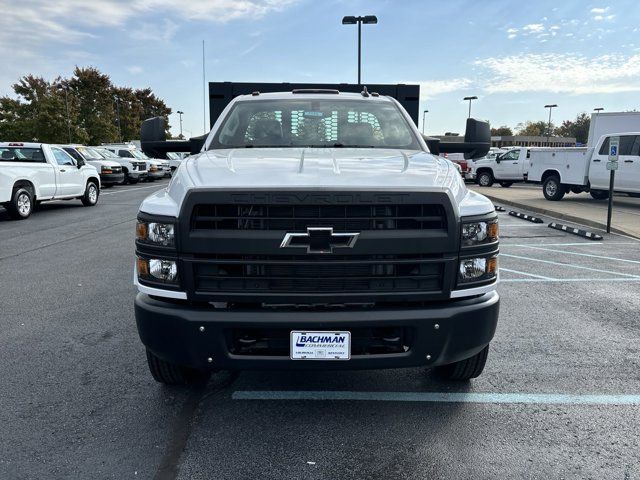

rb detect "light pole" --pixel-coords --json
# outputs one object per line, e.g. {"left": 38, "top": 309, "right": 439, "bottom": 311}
{"left": 463, "top": 96, "right": 478, "bottom": 118}
{"left": 114, "top": 96, "right": 122, "bottom": 142}
{"left": 177, "top": 111, "right": 184, "bottom": 139}
{"left": 544, "top": 104, "right": 557, "bottom": 144}
{"left": 57, "top": 83, "right": 72, "bottom": 143}
{"left": 342, "top": 15, "right": 378, "bottom": 84}
{"left": 422, "top": 109, "right": 429, "bottom": 134}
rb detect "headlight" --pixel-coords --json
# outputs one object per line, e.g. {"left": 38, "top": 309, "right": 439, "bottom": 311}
{"left": 136, "top": 221, "right": 175, "bottom": 247}
{"left": 101, "top": 166, "right": 113, "bottom": 174}
{"left": 137, "top": 257, "right": 179, "bottom": 284}
{"left": 458, "top": 256, "right": 498, "bottom": 284}
{"left": 461, "top": 219, "right": 499, "bottom": 247}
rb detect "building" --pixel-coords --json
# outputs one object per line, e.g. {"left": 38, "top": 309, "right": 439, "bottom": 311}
{"left": 433, "top": 135, "right": 576, "bottom": 148}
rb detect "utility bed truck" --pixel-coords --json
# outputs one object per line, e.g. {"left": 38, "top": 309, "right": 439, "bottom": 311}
{"left": 134, "top": 90, "right": 500, "bottom": 385}
{"left": 528, "top": 133, "right": 640, "bottom": 200}
{"left": 0, "top": 142, "right": 101, "bottom": 219}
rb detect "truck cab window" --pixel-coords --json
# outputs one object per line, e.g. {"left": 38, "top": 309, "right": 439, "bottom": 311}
{"left": 52, "top": 148, "right": 76, "bottom": 166}
{"left": 502, "top": 150, "right": 519, "bottom": 161}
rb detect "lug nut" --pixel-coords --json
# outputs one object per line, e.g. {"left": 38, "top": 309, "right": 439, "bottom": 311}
{"left": 434, "top": 324, "right": 440, "bottom": 330}
{"left": 199, "top": 326, "right": 205, "bottom": 332}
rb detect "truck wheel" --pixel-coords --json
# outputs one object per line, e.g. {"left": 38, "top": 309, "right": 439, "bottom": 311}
{"left": 499, "top": 182, "right": 513, "bottom": 188}
{"left": 436, "top": 345, "right": 489, "bottom": 381}
{"left": 542, "top": 175, "right": 565, "bottom": 201}
{"left": 81, "top": 181, "right": 99, "bottom": 206}
{"left": 477, "top": 172, "right": 494, "bottom": 187}
{"left": 6, "top": 187, "right": 34, "bottom": 220}
{"left": 590, "top": 190, "right": 609, "bottom": 200}
{"left": 146, "top": 349, "right": 211, "bottom": 385}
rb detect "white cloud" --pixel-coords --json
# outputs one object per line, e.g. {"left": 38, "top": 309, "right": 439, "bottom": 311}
{"left": 507, "top": 28, "right": 518, "bottom": 34}
{"left": 523, "top": 23, "right": 545, "bottom": 33}
{"left": 407, "top": 79, "right": 473, "bottom": 99}
{"left": 127, "top": 66, "right": 144, "bottom": 74}
{"left": 476, "top": 53, "right": 640, "bottom": 95}
{"left": 590, "top": 7, "right": 609, "bottom": 14}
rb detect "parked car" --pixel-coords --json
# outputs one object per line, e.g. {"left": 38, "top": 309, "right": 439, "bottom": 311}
{"left": 92, "top": 147, "right": 148, "bottom": 184}
{"left": 468, "top": 148, "right": 526, "bottom": 187}
{"left": 528, "top": 132, "right": 640, "bottom": 200}
{"left": 102, "top": 145, "right": 168, "bottom": 181}
{"left": 133, "top": 91, "right": 499, "bottom": 385}
{"left": 1, "top": 142, "right": 101, "bottom": 219}
{"left": 61, "top": 145, "right": 125, "bottom": 186}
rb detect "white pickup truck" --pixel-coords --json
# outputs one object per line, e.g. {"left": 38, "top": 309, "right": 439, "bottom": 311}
{"left": 0, "top": 142, "right": 101, "bottom": 219}
{"left": 469, "top": 147, "right": 529, "bottom": 187}
{"left": 528, "top": 133, "right": 640, "bottom": 200}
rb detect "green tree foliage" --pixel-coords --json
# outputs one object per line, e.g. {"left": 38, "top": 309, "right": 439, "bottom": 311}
{"left": 490, "top": 126, "right": 513, "bottom": 136}
{"left": 555, "top": 112, "right": 590, "bottom": 144}
{"left": 0, "top": 68, "right": 171, "bottom": 144}
{"left": 516, "top": 120, "right": 553, "bottom": 137}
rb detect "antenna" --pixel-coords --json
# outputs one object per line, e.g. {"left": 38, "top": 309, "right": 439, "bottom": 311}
{"left": 202, "top": 40, "right": 206, "bottom": 134}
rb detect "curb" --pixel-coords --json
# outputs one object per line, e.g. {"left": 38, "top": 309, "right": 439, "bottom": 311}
{"left": 508, "top": 211, "right": 544, "bottom": 223}
{"left": 478, "top": 192, "right": 638, "bottom": 239}
{"left": 548, "top": 222, "right": 603, "bottom": 241}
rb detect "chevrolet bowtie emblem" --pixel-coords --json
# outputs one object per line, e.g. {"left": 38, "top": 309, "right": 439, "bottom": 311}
{"left": 280, "top": 227, "right": 360, "bottom": 254}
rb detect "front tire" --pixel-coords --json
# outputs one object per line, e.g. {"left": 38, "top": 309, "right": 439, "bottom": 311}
{"left": 499, "top": 181, "right": 513, "bottom": 188}
{"left": 81, "top": 181, "right": 99, "bottom": 207}
{"left": 436, "top": 345, "right": 489, "bottom": 381}
{"left": 542, "top": 175, "right": 565, "bottom": 201}
{"left": 7, "top": 187, "right": 34, "bottom": 220}
{"left": 477, "top": 171, "right": 494, "bottom": 187}
{"left": 146, "top": 349, "right": 211, "bottom": 385}
{"left": 590, "top": 190, "right": 609, "bottom": 200}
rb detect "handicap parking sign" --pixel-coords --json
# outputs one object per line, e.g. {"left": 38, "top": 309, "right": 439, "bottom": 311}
{"left": 608, "top": 136, "right": 619, "bottom": 162}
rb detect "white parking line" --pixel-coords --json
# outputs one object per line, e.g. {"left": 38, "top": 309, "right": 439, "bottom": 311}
{"left": 100, "top": 184, "right": 168, "bottom": 196}
{"left": 502, "top": 278, "right": 640, "bottom": 283}
{"left": 501, "top": 253, "right": 640, "bottom": 279}
{"left": 504, "top": 242, "right": 638, "bottom": 247}
{"left": 499, "top": 268, "right": 555, "bottom": 280}
{"left": 232, "top": 390, "right": 640, "bottom": 405}
{"left": 518, "top": 245, "right": 640, "bottom": 265}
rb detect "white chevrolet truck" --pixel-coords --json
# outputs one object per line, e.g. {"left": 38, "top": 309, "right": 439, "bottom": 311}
{"left": 469, "top": 147, "right": 528, "bottom": 187}
{"left": 133, "top": 90, "right": 500, "bottom": 385}
{"left": 0, "top": 142, "right": 101, "bottom": 219}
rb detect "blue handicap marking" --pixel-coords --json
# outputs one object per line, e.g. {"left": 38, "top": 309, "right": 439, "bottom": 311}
{"left": 610, "top": 146, "right": 617, "bottom": 156}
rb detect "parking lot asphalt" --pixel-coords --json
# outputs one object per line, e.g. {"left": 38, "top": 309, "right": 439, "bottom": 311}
{"left": 1, "top": 183, "right": 640, "bottom": 479}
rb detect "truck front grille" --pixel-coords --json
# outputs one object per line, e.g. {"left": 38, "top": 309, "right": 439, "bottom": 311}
{"left": 190, "top": 254, "right": 444, "bottom": 294}
{"left": 191, "top": 204, "right": 447, "bottom": 231}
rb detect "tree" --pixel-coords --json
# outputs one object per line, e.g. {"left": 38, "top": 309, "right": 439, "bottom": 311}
{"left": 0, "top": 67, "right": 171, "bottom": 144}
{"left": 490, "top": 126, "right": 513, "bottom": 136}
{"left": 556, "top": 112, "right": 590, "bottom": 144}
{"left": 516, "top": 120, "right": 553, "bottom": 137}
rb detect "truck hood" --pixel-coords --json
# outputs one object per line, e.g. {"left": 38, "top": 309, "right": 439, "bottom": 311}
{"left": 185, "top": 148, "right": 453, "bottom": 189}
{"left": 141, "top": 148, "right": 494, "bottom": 218}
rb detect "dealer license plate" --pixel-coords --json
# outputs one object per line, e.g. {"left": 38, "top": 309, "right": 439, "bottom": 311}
{"left": 290, "top": 331, "right": 351, "bottom": 360}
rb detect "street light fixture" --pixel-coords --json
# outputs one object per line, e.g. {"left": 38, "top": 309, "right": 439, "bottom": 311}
{"left": 177, "top": 110, "right": 184, "bottom": 139}
{"left": 544, "top": 104, "right": 558, "bottom": 144}
{"left": 422, "top": 109, "right": 429, "bottom": 134}
{"left": 594, "top": 107, "right": 604, "bottom": 113}
{"left": 463, "top": 96, "right": 478, "bottom": 118}
{"left": 342, "top": 15, "right": 378, "bottom": 84}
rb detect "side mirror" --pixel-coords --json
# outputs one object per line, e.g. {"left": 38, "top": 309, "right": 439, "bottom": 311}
{"left": 427, "top": 118, "right": 491, "bottom": 160}
{"left": 141, "top": 116, "right": 207, "bottom": 158}
{"left": 76, "top": 158, "right": 85, "bottom": 168}
{"left": 495, "top": 154, "right": 502, "bottom": 163}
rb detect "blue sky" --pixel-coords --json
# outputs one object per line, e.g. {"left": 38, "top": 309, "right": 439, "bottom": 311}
{"left": 1, "top": 0, "right": 639, "bottom": 138}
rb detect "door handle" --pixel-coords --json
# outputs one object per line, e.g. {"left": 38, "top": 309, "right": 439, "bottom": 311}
{"left": 624, "top": 160, "right": 634, "bottom": 163}
{"left": 59, "top": 169, "right": 66, "bottom": 172}
{"left": 593, "top": 159, "right": 601, "bottom": 162}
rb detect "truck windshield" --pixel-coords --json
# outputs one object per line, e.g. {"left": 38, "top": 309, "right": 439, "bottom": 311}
{"left": 209, "top": 98, "right": 420, "bottom": 150}
{"left": 77, "top": 147, "right": 104, "bottom": 160}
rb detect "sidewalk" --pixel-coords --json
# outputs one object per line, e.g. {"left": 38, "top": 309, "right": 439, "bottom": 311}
{"left": 471, "top": 184, "right": 640, "bottom": 239}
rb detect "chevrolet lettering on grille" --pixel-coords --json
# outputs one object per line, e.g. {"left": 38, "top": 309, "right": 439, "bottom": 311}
{"left": 280, "top": 227, "right": 360, "bottom": 254}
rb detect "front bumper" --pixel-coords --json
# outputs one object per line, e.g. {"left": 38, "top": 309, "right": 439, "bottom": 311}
{"left": 147, "top": 170, "right": 165, "bottom": 180}
{"left": 100, "top": 172, "right": 125, "bottom": 185}
{"left": 465, "top": 172, "right": 477, "bottom": 181}
{"left": 127, "top": 171, "right": 147, "bottom": 181}
{"left": 135, "top": 291, "right": 499, "bottom": 371}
